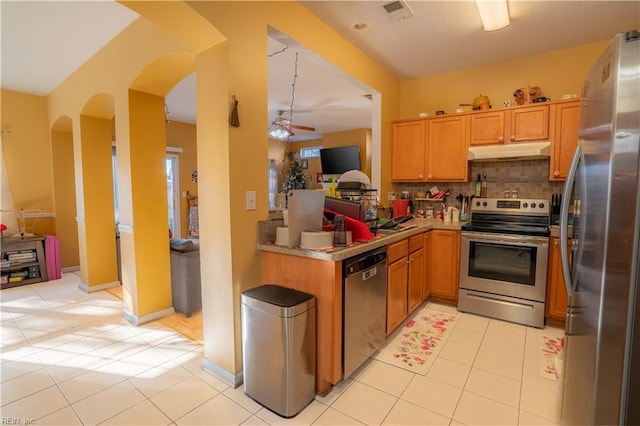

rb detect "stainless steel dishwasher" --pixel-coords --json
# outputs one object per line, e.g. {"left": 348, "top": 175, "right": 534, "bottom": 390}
{"left": 343, "top": 247, "right": 387, "bottom": 378}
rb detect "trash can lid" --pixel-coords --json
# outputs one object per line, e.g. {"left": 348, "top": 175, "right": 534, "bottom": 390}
{"left": 242, "top": 284, "right": 313, "bottom": 307}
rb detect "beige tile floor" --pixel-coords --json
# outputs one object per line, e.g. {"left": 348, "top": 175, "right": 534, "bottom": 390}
{"left": 1, "top": 273, "right": 564, "bottom": 425}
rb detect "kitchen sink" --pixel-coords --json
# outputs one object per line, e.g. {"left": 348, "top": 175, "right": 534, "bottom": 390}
{"left": 375, "top": 225, "right": 418, "bottom": 235}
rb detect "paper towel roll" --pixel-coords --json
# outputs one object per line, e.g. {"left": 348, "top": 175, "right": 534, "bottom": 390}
{"left": 275, "top": 227, "right": 289, "bottom": 246}
{"left": 300, "top": 230, "right": 333, "bottom": 249}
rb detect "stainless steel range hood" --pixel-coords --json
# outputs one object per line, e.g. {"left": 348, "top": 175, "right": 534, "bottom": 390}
{"left": 468, "top": 141, "right": 552, "bottom": 161}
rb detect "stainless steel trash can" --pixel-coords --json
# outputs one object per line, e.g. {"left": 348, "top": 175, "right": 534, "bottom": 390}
{"left": 241, "top": 285, "right": 316, "bottom": 418}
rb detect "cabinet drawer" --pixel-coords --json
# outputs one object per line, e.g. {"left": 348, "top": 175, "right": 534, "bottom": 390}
{"left": 387, "top": 240, "right": 408, "bottom": 264}
{"left": 408, "top": 234, "right": 423, "bottom": 253}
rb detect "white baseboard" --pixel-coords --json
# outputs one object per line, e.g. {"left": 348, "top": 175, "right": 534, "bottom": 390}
{"left": 78, "top": 280, "right": 121, "bottom": 293}
{"left": 122, "top": 307, "right": 175, "bottom": 326}
{"left": 202, "top": 358, "right": 243, "bottom": 388}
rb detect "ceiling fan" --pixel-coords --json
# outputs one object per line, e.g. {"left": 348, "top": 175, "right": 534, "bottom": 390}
{"left": 269, "top": 110, "right": 316, "bottom": 140}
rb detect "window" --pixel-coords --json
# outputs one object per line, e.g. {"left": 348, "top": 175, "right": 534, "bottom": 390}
{"left": 300, "top": 146, "right": 322, "bottom": 159}
{"left": 166, "top": 154, "right": 180, "bottom": 238}
{"left": 268, "top": 159, "right": 277, "bottom": 210}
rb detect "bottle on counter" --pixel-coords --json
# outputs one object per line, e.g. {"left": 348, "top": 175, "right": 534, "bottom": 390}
{"left": 334, "top": 215, "right": 346, "bottom": 246}
{"left": 475, "top": 174, "right": 482, "bottom": 197}
{"left": 481, "top": 172, "right": 488, "bottom": 197}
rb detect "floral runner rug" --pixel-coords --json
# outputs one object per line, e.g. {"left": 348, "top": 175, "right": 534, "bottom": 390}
{"left": 539, "top": 335, "right": 565, "bottom": 380}
{"left": 374, "top": 306, "right": 458, "bottom": 375}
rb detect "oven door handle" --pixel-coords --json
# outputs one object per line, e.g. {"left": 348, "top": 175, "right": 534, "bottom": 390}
{"left": 462, "top": 233, "right": 548, "bottom": 246}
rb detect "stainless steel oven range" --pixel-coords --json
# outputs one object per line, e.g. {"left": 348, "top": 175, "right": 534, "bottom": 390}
{"left": 458, "top": 198, "right": 550, "bottom": 328}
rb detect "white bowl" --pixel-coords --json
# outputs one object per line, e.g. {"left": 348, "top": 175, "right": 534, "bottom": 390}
{"left": 275, "top": 227, "right": 289, "bottom": 246}
{"left": 300, "top": 230, "right": 333, "bottom": 249}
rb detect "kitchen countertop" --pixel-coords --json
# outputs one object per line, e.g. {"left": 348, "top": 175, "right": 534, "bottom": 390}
{"left": 257, "top": 218, "right": 466, "bottom": 262}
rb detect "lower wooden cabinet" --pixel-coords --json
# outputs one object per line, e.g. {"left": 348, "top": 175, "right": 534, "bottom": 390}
{"left": 429, "top": 230, "right": 460, "bottom": 301}
{"left": 386, "top": 239, "right": 409, "bottom": 334}
{"left": 407, "top": 234, "right": 425, "bottom": 313}
{"left": 546, "top": 237, "right": 570, "bottom": 323}
{"left": 422, "top": 231, "right": 432, "bottom": 301}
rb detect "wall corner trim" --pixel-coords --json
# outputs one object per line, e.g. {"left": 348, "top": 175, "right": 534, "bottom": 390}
{"left": 122, "top": 307, "right": 175, "bottom": 326}
{"left": 78, "top": 280, "right": 120, "bottom": 293}
{"left": 202, "top": 358, "right": 243, "bottom": 388}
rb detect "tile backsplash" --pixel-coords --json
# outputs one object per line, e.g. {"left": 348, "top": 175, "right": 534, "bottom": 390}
{"left": 393, "top": 159, "right": 564, "bottom": 207}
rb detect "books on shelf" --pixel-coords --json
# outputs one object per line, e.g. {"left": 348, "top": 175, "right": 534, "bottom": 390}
{"left": 7, "top": 252, "right": 36, "bottom": 261}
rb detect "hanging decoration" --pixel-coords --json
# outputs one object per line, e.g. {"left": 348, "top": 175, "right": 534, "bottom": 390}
{"left": 267, "top": 51, "right": 316, "bottom": 141}
{"left": 229, "top": 95, "right": 240, "bottom": 127}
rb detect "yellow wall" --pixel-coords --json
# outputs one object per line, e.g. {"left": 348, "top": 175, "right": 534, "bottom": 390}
{"left": 51, "top": 127, "right": 80, "bottom": 268}
{"left": 79, "top": 115, "right": 118, "bottom": 285}
{"left": 400, "top": 41, "right": 609, "bottom": 120}
{"left": 166, "top": 120, "right": 198, "bottom": 238}
{"left": 186, "top": 0, "right": 401, "bottom": 373}
{"left": 0, "top": 89, "right": 55, "bottom": 235}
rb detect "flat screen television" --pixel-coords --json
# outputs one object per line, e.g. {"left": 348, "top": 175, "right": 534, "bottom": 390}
{"left": 320, "top": 145, "right": 360, "bottom": 175}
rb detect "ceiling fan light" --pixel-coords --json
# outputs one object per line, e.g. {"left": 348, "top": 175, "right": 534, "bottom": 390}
{"left": 268, "top": 125, "right": 290, "bottom": 141}
{"left": 475, "top": 0, "right": 510, "bottom": 31}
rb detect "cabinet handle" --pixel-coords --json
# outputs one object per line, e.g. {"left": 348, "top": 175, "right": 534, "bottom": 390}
{"left": 418, "top": 174, "right": 423, "bottom": 179}
{"left": 510, "top": 134, "right": 516, "bottom": 141}
{"left": 427, "top": 173, "right": 432, "bottom": 179}
{"left": 498, "top": 135, "right": 504, "bottom": 142}
{"left": 553, "top": 170, "right": 560, "bottom": 177}
{"left": 554, "top": 240, "right": 559, "bottom": 247}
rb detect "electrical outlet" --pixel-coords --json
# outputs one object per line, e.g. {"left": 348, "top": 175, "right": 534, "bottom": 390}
{"left": 387, "top": 191, "right": 396, "bottom": 201}
{"left": 246, "top": 191, "right": 256, "bottom": 210}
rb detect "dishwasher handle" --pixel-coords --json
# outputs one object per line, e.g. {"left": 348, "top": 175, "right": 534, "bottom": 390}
{"left": 345, "top": 249, "right": 387, "bottom": 277}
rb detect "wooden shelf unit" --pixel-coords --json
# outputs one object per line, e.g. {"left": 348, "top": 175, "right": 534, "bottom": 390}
{"left": 1, "top": 235, "right": 48, "bottom": 289}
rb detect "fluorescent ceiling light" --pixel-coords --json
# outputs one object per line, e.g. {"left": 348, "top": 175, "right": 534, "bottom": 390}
{"left": 475, "top": 0, "right": 510, "bottom": 31}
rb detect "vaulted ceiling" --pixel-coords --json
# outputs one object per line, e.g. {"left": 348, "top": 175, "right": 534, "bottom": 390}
{"left": 2, "top": 1, "right": 638, "bottom": 141}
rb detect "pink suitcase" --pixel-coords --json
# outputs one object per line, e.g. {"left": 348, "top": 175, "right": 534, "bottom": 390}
{"left": 43, "top": 235, "right": 62, "bottom": 280}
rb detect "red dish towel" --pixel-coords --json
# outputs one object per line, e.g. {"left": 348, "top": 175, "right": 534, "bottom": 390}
{"left": 43, "top": 235, "right": 62, "bottom": 280}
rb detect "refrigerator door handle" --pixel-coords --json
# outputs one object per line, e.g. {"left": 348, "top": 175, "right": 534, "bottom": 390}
{"left": 560, "top": 145, "right": 581, "bottom": 297}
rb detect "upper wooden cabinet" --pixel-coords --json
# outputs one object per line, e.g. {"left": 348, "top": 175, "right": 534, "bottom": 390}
{"left": 469, "top": 111, "right": 505, "bottom": 145}
{"left": 470, "top": 105, "right": 549, "bottom": 145}
{"left": 427, "top": 115, "right": 469, "bottom": 181}
{"left": 391, "top": 119, "right": 427, "bottom": 181}
{"left": 550, "top": 100, "right": 581, "bottom": 180}
{"left": 510, "top": 105, "right": 550, "bottom": 142}
{"left": 391, "top": 115, "right": 468, "bottom": 182}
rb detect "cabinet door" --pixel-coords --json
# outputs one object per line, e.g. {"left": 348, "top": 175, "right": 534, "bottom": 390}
{"left": 550, "top": 101, "right": 580, "bottom": 180}
{"left": 508, "top": 105, "right": 549, "bottom": 142}
{"left": 427, "top": 115, "right": 469, "bottom": 181}
{"left": 545, "top": 237, "right": 569, "bottom": 322}
{"left": 430, "top": 230, "right": 460, "bottom": 300}
{"left": 387, "top": 257, "right": 408, "bottom": 334}
{"left": 422, "top": 231, "right": 432, "bottom": 301}
{"left": 470, "top": 111, "right": 506, "bottom": 145}
{"left": 392, "top": 120, "right": 427, "bottom": 181}
{"left": 408, "top": 248, "right": 425, "bottom": 313}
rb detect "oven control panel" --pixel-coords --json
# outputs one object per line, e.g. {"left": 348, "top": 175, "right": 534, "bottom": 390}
{"left": 472, "top": 198, "right": 549, "bottom": 215}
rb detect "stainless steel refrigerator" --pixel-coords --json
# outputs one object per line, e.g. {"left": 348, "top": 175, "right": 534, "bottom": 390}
{"left": 560, "top": 30, "right": 640, "bottom": 425}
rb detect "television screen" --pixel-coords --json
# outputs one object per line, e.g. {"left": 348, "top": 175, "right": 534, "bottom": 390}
{"left": 320, "top": 145, "right": 361, "bottom": 175}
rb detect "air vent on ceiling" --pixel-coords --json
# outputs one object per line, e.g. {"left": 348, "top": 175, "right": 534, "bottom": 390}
{"left": 381, "top": 0, "right": 414, "bottom": 21}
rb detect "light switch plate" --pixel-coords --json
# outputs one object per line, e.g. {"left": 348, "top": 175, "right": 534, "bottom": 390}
{"left": 246, "top": 191, "right": 256, "bottom": 210}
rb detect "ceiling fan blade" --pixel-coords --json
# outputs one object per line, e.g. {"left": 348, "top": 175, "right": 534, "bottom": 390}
{"left": 290, "top": 124, "right": 316, "bottom": 132}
